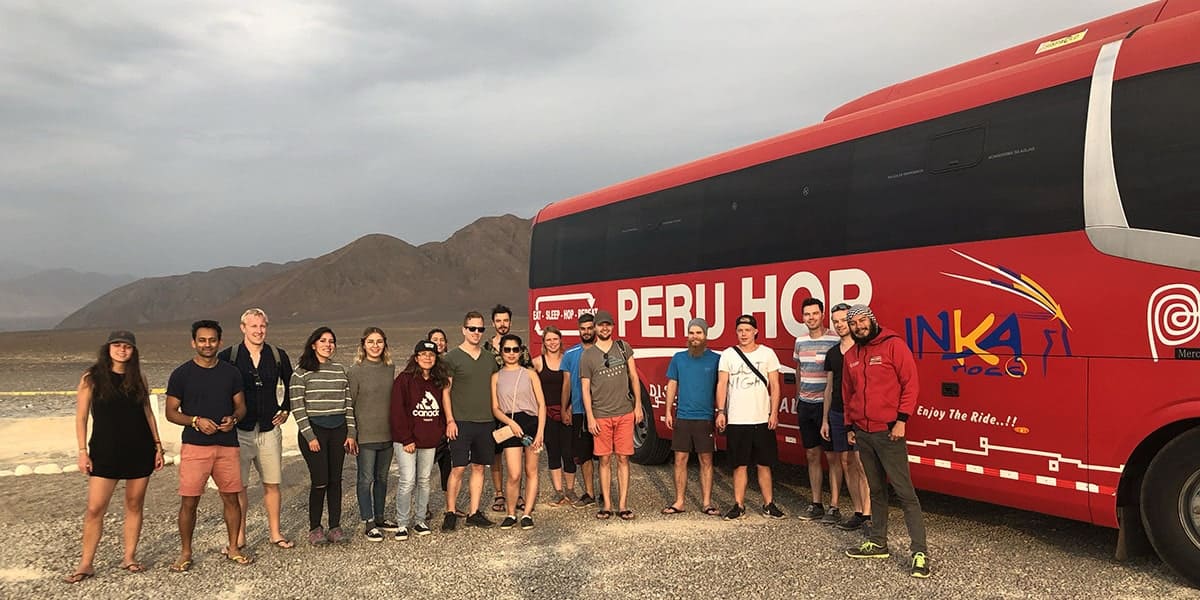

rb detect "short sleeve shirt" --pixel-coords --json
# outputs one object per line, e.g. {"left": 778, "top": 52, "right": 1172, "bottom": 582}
{"left": 444, "top": 347, "right": 500, "bottom": 423}
{"left": 718, "top": 345, "right": 780, "bottom": 425}
{"left": 666, "top": 350, "right": 720, "bottom": 421}
{"left": 825, "top": 343, "right": 847, "bottom": 414}
{"left": 579, "top": 340, "right": 635, "bottom": 419}
{"left": 561, "top": 345, "right": 585, "bottom": 414}
{"left": 793, "top": 330, "right": 839, "bottom": 405}
{"left": 167, "top": 360, "right": 244, "bottom": 447}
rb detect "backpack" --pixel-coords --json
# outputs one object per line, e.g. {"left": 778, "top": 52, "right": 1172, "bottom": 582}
{"left": 229, "top": 343, "right": 285, "bottom": 369}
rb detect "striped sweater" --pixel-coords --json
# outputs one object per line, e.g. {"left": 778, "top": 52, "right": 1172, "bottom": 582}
{"left": 290, "top": 361, "right": 356, "bottom": 441}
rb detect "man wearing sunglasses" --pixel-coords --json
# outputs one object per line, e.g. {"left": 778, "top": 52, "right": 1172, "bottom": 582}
{"left": 442, "top": 311, "right": 501, "bottom": 530}
{"left": 581, "top": 310, "right": 643, "bottom": 520}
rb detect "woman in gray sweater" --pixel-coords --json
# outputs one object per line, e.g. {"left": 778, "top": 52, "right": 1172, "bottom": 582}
{"left": 348, "top": 327, "right": 399, "bottom": 542}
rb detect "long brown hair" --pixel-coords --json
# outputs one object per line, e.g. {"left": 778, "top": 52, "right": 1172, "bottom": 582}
{"left": 85, "top": 343, "right": 149, "bottom": 406}
{"left": 401, "top": 351, "right": 449, "bottom": 389}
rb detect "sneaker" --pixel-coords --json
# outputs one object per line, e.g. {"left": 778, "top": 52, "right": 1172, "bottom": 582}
{"left": 519, "top": 515, "right": 534, "bottom": 530}
{"left": 375, "top": 519, "right": 401, "bottom": 532}
{"left": 500, "top": 515, "right": 518, "bottom": 530}
{"left": 394, "top": 527, "right": 409, "bottom": 541}
{"left": 911, "top": 552, "right": 931, "bottom": 578}
{"left": 819, "top": 507, "right": 841, "bottom": 525}
{"left": 845, "top": 541, "right": 890, "bottom": 559}
{"left": 326, "top": 527, "right": 349, "bottom": 544}
{"left": 441, "top": 511, "right": 459, "bottom": 532}
{"left": 547, "top": 492, "right": 571, "bottom": 508}
{"left": 465, "top": 511, "right": 495, "bottom": 528}
{"left": 572, "top": 493, "right": 596, "bottom": 508}
{"left": 308, "top": 526, "right": 328, "bottom": 546}
{"left": 836, "top": 513, "right": 867, "bottom": 531}
{"left": 426, "top": 509, "right": 434, "bottom": 523}
{"left": 413, "top": 523, "right": 431, "bottom": 536}
{"left": 364, "top": 526, "right": 384, "bottom": 542}
{"left": 761, "top": 502, "right": 785, "bottom": 519}
{"left": 797, "top": 503, "right": 825, "bottom": 521}
{"left": 722, "top": 504, "right": 746, "bottom": 521}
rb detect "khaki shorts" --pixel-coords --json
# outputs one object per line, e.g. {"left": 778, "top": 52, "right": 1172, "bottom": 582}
{"left": 237, "top": 426, "right": 284, "bottom": 486}
{"left": 179, "top": 444, "right": 243, "bottom": 496}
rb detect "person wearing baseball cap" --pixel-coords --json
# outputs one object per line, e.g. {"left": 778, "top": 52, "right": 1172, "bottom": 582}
{"left": 390, "top": 339, "right": 450, "bottom": 538}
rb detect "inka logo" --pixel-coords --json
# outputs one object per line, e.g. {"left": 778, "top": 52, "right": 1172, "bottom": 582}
{"left": 905, "top": 250, "right": 1072, "bottom": 378}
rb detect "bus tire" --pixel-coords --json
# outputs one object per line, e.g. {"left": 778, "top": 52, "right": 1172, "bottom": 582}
{"left": 631, "top": 390, "right": 672, "bottom": 465}
{"left": 1139, "top": 426, "right": 1200, "bottom": 587}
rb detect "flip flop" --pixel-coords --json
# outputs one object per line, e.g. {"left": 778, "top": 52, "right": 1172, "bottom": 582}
{"left": 64, "top": 571, "right": 94, "bottom": 584}
{"left": 618, "top": 510, "right": 636, "bottom": 521}
{"left": 491, "top": 495, "right": 506, "bottom": 512}
{"left": 661, "top": 505, "right": 686, "bottom": 515}
{"left": 595, "top": 509, "right": 613, "bottom": 520}
{"left": 225, "top": 552, "right": 254, "bottom": 566}
{"left": 270, "top": 538, "right": 295, "bottom": 549}
{"left": 169, "top": 559, "right": 192, "bottom": 573}
{"left": 219, "top": 544, "right": 246, "bottom": 556}
{"left": 119, "top": 562, "right": 145, "bottom": 573}
{"left": 702, "top": 506, "right": 721, "bottom": 516}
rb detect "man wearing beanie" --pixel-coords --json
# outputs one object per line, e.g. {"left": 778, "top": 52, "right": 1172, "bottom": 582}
{"left": 841, "top": 304, "right": 930, "bottom": 578}
{"left": 662, "top": 317, "right": 720, "bottom": 516}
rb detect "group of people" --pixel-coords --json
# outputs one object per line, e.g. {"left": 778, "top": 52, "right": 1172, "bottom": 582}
{"left": 67, "top": 301, "right": 931, "bottom": 582}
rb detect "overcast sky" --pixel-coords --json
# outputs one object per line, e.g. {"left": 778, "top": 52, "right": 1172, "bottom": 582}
{"left": 0, "top": 1, "right": 1139, "bottom": 277}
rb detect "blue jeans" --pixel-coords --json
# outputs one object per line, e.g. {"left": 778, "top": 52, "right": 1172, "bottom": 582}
{"left": 356, "top": 442, "right": 394, "bottom": 522}
{"left": 394, "top": 445, "right": 436, "bottom": 527}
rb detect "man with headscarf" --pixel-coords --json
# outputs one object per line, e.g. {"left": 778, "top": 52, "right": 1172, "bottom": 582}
{"left": 841, "top": 305, "right": 930, "bottom": 578}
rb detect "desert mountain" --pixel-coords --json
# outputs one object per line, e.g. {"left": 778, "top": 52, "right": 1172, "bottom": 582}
{"left": 0, "top": 269, "right": 135, "bottom": 332}
{"left": 57, "top": 214, "right": 531, "bottom": 329}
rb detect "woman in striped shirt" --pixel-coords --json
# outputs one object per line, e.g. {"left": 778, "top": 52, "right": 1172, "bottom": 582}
{"left": 291, "top": 327, "right": 358, "bottom": 546}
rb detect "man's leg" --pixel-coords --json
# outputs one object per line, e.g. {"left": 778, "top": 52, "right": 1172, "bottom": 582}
{"left": 698, "top": 452, "right": 714, "bottom": 508}
{"left": 581, "top": 460, "right": 595, "bottom": 497}
{"left": 851, "top": 451, "right": 872, "bottom": 517}
{"left": 828, "top": 450, "right": 845, "bottom": 508}
{"left": 616, "top": 455, "right": 631, "bottom": 512}
{"left": 235, "top": 428, "right": 257, "bottom": 547}
{"left": 856, "top": 432, "right": 891, "bottom": 549}
{"left": 220, "top": 492, "right": 243, "bottom": 555}
{"left": 731, "top": 466, "right": 747, "bottom": 507}
{"left": 840, "top": 452, "right": 864, "bottom": 515}
{"left": 875, "top": 434, "right": 927, "bottom": 555}
{"left": 468, "top": 464, "right": 486, "bottom": 515}
{"left": 670, "top": 451, "right": 689, "bottom": 510}
{"left": 263, "top": 484, "right": 284, "bottom": 541}
{"left": 446, "top": 466, "right": 466, "bottom": 514}
{"left": 598, "top": 455, "right": 613, "bottom": 512}
{"left": 757, "top": 465, "right": 775, "bottom": 505}
{"left": 806, "top": 445, "right": 824, "bottom": 504}
{"left": 177, "top": 495, "right": 200, "bottom": 564}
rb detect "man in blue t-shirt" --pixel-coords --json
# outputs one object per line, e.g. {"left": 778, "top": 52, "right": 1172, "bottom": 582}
{"left": 560, "top": 312, "right": 599, "bottom": 507}
{"left": 662, "top": 318, "right": 721, "bottom": 516}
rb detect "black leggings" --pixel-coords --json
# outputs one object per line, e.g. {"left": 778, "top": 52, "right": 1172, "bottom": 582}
{"left": 544, "top": 419, "right": 576, "bottom": 473}
{"left": 299, "top": 423, "right": 347, "bottom": 530}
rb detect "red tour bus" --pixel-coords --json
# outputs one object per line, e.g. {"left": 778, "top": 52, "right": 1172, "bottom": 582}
{"left": 528, "top": 1, "right": 1200, "bottom": 585}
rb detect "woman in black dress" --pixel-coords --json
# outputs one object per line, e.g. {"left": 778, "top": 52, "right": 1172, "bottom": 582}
{"left": 66, "top": 331, "right": 163, "bottom": 583}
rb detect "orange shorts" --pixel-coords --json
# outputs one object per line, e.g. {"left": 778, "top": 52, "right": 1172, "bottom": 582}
{"left": 594, "top": 413, "right": 635, "bottom": 457}
{"left": 179, "top": 443, "right": 244, "bottom": 496}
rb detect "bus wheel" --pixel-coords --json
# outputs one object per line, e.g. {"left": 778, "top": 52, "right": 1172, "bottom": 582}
{"left": 631, "top": 389, "right": 671, "bottom": 465}
{"left": 1140, "top": 426, "right": 1200, "bottom": 587}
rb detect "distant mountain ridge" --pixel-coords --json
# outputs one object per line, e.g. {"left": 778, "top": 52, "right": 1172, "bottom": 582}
{"left": 0, "top": 269, "right": 135, "bottom": 332}
{"left": 56, "top": 214, "right": 532, "bottom": 329}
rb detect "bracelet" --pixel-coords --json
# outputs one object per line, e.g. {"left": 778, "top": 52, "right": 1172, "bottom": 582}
{"left": 191, "top": 415, "right": 199, "bottom": 430}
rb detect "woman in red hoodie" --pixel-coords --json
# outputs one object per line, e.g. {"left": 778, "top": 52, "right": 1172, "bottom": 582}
{"left": 389, "top": 340, "right": 449, "bottom": 539}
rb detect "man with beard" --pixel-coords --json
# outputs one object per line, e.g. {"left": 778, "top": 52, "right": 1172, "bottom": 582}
{"left": 841, "top": 305, "right": 929, "bottom": 578}
{"left": 483, "top": 304, "right": 532, "bottom": 512}
{"left": 581, "top": 310, "right": 643, "bottom": 520}
{"left": 662, "top": 318, "right": 720, "bottom": 516}
{"left": 561, "top": 313, "right": 600, "bottom": 507}
{"left": 793, "top": 298, "right": 841, "bottom": 523}
{"left": 165, "top": 320, "right": 249, "bottom": 570}
{"left": 820, "top": 303, "right": 871, "bottom": 531}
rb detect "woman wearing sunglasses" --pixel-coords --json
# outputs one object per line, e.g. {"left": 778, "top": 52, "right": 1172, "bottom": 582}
{"left": 491, "top": 334, "right": 546, "bottom": 530}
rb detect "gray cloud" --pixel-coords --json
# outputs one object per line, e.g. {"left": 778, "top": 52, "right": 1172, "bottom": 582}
{"left": 0, "top": 1, "right": 1138, "bottom": 275}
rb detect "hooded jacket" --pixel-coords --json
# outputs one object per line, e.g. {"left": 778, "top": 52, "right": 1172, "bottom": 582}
{"left": 841, "top": 327, "right": 919, "bottom": 433}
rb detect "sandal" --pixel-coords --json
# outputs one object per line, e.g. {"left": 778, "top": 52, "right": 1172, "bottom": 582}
{"left": 270, "top": 538, "right": 295, "bottom": 549}
{"left": 169, "top": 558, "right": 192, "bottom": 573}
{"left": 702, "top": 505, "right": 721, "bottom": 516}
{"left": 595, "top": 509, "right": 613, "bottom": 520}
{"left": 661, "top": 505, "right": 686, "bottom": 515}
{"left": 491, "top": 495, "right": 506, "bottom": 512}
{"left": 225, "top": 552, "right": 254, "bottom": 566}
{"left": 64, "top": 571, "right": 94, "bottom": 584}
{"left": 119, "top": 562, "right": 145, "bottom": 573}
{"left": 618, "top": 510, "right": 636, "bottom": 521}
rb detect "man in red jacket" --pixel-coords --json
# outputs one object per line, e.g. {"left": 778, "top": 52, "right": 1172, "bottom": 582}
{"left": 841, "top": 305, "right": 930, "bottom": 578}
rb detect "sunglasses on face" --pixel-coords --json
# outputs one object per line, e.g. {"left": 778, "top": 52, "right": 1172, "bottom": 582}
{"left": 466, "top": 326, "right": 485, "bottom": 333}
{"left": 502, "top": 346, "right": 522, "bottom": 354}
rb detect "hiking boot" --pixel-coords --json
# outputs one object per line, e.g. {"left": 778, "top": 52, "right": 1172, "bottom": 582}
{"left": 797, "top": 502, "right": 825, "bottom": 521}
{"left": 308, "top": 526, "right": 328, "bottom": 546}
{"left": 375, "top": 518, "right": 401, "bottom": 532}
{"left": 519, "top": 515, "right": 534, "bottom": 530}
{"left": 364, "top": 525, "right": 384, "bottom": 542}
{"left": 837, "top": 513, "right": 868, "bottom": 531}
{"left": 465, "top": 511, "right": 495, "bottom": 528}
{"left": 500, "top": 515, "right": 518, "bottom": 530}
{"left": 819, "top": 507, "right": 841, "bottom": 525}
{"left": 761, "top": 502, "right": 785, "bottom": 519}
{"left": 394, "top": 527, "right": 409, "bottom": 541}
{"left": 326, "top": 527, "right": 350, "bottom": 544}
{"left": 911, "top": 552, "right": 931, "bottom": 578}
{"left": 413, "top": 523, "right": 431, "bottom": 536}
{"left": 572, "top": 493, "right": 596, "bottom": 508}
{"left": 723, "top": 504, "right": 746, "bottom": 521}
{"left": 441, "top": 511, "right": 459, "bottom": 532}
{"left": 845, "top": 541, "right": 890, "bottom": 559}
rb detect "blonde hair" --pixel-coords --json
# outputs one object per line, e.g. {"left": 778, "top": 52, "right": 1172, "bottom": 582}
{"left": 354, "top": 326, "right": 392, "bottom": 366}
{"left": 240, "top": 307, "right": 269, "bottom": 325}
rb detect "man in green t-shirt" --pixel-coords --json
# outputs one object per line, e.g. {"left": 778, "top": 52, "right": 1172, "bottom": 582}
{"left": 441, "top": 311, "right": 500, "bottom": 531}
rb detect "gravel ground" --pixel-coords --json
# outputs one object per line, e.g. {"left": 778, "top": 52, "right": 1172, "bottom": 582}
{"left": 0, "top": 456, "right": 1194, "bottom": 599}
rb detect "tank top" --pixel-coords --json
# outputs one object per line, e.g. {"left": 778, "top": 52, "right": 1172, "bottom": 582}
{"left": 536, "top": 355, "right": 565, "bottom": 422}
{"left": 496, "top": 368, "right": 538, "bottom": 417}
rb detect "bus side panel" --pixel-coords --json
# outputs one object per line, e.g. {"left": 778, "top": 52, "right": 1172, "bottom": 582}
{"left": 907, "top": 354, "right": 1091, "bottom": 522}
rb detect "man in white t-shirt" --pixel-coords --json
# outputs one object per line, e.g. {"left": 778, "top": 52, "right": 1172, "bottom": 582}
{"left": 715, "top": 314, "right": 785, "bottom": 520}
